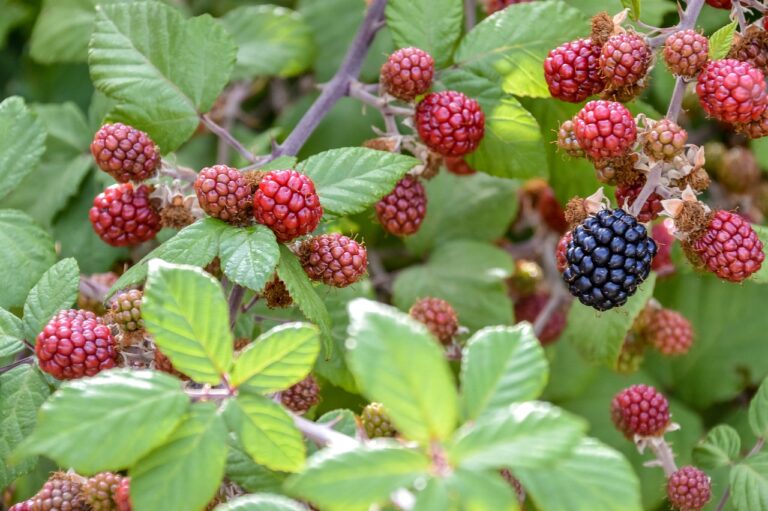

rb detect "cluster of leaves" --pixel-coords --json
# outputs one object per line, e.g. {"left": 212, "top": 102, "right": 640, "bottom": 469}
{"left": 1, "top": 0, "right": 768, "bottom": 510}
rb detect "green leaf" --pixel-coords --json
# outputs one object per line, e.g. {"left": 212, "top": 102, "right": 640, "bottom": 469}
{"left": 516, "top": 437, "right": 643, "bottom": 511}
{"left": 392, "top": 240, "right": 514, "bottom": 331}
{"left": 404, "top": 170, "right": 519, "bottom": 255}
{"left": 226, "top": 435, "right": 287, "bottom": 493}
{"left": 346, "top": 299, "right": 458, "bottom": 443}
{"left": 131, "top": 403, "right": 227, "bottom": 511}
{"left": 306, "top": 410, "right": 360, "bottom": 456}
{"left": 0, "top": 0, "right": 30, "bottom": 48}
{"left": 750, "top": 225, "right": 768, "bottom": 284}
{"left": 693, "top": 425, "right": 742, "bottom": 469}
{"left": 709, "top": 21, "right": 738, "bottom": 60}
{"left": 224, "top": 393, "right": 305, "bottom": 472}
{"left": 89, "top": 2, "right": 236, "bottom": 151}
{"left": 22, "top": 258, "right": 80, "bottom": 341}
{"left": 16, "top": 369, "right": 188, "bottom": 473}
{"left": 259, "top": 156, "right": 299, "bottom": 171}
{"left": 109, "top": 218, "right": 225, "bottom": 297}
{"left": 385, "top": 0, "right": 463, "bottom": 69}
{"left": 446, "top": 469, "right": 520, "bottom": 510}
{"left": 143, "top": 261, "right": 233, "bottom": 384}
{"left": 277, "top": 246, "right": 333, "bottom": 348}
{"left": 219, "top": 226, "right": 280, "bottom": 293}
{"left": 231, "top": 323, "right": 320, "bottom": 392}
{"left": 653, "top": 272, "right": 768, "bottom": 408}
{"left": 448, "top": 401, "right": 586, "bottom": 470}
{"left": 460, "top": 324, "right": 549, "bottom": 421}
{"left": 455, "top": 1, "right": 588, "bottom": 98}
{"left": 0, "top": 97, "right": 46, "bottom": 201}
{"left": 286, "top": 444, "right": 431, "bottom": 511}
{"left": 731, "top": 453, "right": 768, "bottom": 511}
{"left": 215, "top": 494, "right": 309, "bottom": 511}
{"left": 561, "top": 273, "right": 657, "bottom": 368}
{"left": 221, "top": 5, "right": 314, "bottom": 80}
{"left": 621, "top": 0, "right": 641, "bottom": 21}
{"left": 0, "top": 210, "right": 56, "bottom": 310}
{"left": 6, "top": 103, "right": 92, "bottom": 227}
{"left": 0, "top": 365, "right": 50, "bottom": 489}
{"left": 297, "top": 147, "right": 418, "bottom": 217}
{"left": 440, "top": 69, "right": 548, "bottom": 180}
{"left": 0, "top": 308, "right": 25, "bottom": 358}
{"left": 751, "top": 377, "right": 768, "bottom": 438}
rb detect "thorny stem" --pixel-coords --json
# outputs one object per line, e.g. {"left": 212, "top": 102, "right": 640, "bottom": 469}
{"left": 216, "top": 81, "right": 252, "bottom": 165}
{"left": 645, "top": 436, "right": 679, "bottom": 477}
{"left": 242, "top": 0, "right": 388, "bottom": 169}
{"left": 200, "top": 114, "right": 257, "bottom": 163}
{"left": 715, "top": 437, "right": 765, "bottom": 511}
{"left": 228, "top": 284, "right": 246, "bottom": 330}
{"left": 665, "top": 78, "right": 689, "bottom": 122}
{"left": 0, "top": 356, "right": 34, "bottom": 374}
{"left": 293, "top": 414, "right": 358, "bottom": 449}
{"left": 464, "top": 0, "right": 477, "bottom": 31}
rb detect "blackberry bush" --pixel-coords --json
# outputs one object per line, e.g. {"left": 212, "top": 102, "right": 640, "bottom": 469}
{"left": 5, "top": 2, "right": 768, "bottom": 511}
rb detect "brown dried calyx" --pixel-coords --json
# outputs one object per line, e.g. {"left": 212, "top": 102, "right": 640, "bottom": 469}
{"left": 419, "top": 151, "right": 443, "bottom": 180}
{"left": 591, "top": 11, "right": 617, "bottom": 46}
{"left": 264, "top": 275, "right": 293, "bottom": 308}
{"left": 160, "top": 194, "right": 196, "bottom": 229}
{"left": 241, "top": 170, "right": 268, "bottom": 191}
{"left": 728, "top": 26, "right": 768, "bottom": 75}
{"left": 363, "top": 137, "right": 399, "bottom": 152}
{"left": 662, "top": 187, "right": 712, "bottom": 242}
{"left": 601, "top": 80, "right": 650, "bottom": 103}
{"left": 593, "top": 154, "right": 640, "bottom": 186}
{"left": 565, "top": 188, "right": 608, "bottom": 229}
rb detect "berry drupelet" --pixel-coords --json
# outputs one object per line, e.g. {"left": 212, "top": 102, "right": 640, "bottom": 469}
{"left": 375, "top": 176, "right": 427, "bottom": 236}
{"left": 599, "top": 33, "right": 652, "bottom": 88}
{"left": 91, "top": 123, "right": 159, "bottom": 183}
{"left": 573, "top": 101, "right": 637, "bottom": 160}
{"left": 611, "top": 384, "right": 671, "bottom": 438}
{"left": 663, "top": 30, "right": 709, "bottom": 78}
{"left": 544, "top": 38, "right": 605, "bottom": 103}
{"left": 415, "top": 91, "right": 485, "bottom": 157}
{"left": 563, "top": 209, "right": 657, "bottom": 311}
{"left": 667, "top": 466, "right": 712, "bottom": 511}
{"left": 380, "top": 47, "right": 434, "bottom": 101}
{"left": 194, "top": 165, "right": 252, "bottom": 223}
{"left": 696, "top": 59, "right": 767, "bottom": 124}
{"left": 409, "top": 297, "right": 459, "bottom": 345}
{"left": 36, "top": 309, "right": 118, "bottom": 380}
{"left": 89, "top": 183, "right": 161, "bottom": 247}
{"left": 299, "top": 233, "right": 368, "bottom": 288}
{"left": 690, "top": 210, "right": 764, "bottom": 282}
{"left": 252, "top": 169, "right": 323, "bottom": 242}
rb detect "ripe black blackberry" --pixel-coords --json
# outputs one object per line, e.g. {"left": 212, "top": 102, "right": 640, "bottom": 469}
{"left": 562, "top": 208, "right": 656, "bottom": 311}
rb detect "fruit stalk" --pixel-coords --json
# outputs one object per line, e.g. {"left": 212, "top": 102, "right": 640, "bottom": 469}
{"left": 464, "top": 0, "right": 477, "bottom": 30}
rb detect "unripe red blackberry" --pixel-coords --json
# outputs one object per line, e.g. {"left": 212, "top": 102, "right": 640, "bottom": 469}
{"left": 557, "top": 120, "right": 584, "bottom": 157}
{"left": 90, "top": 123, "right": 159, "bottom": 183}
{"left": 715, "top": 147, "right": 760, "bottom": 193}
{"left": 651, "top": 222, "right": 676, "bottom": 277}
{"left": 253, "top": 169, "right": 323, "bottom": 242}
{"left": 409, "top": 297, "right": 459, "bottom": 345}
{"left": 111, "top": 289, "right": 144, "bottom": 332}
{"left": 696, "top": 59, "right": 768, "bottom": 124}
{"left": 514, "top": 292, "right": 567, "bottom": 345}
{"left": 647, "top": 309, "right": 694, "bottom": 356}
{"left": 735, "top": 108, "right": 768, "bottom": 138}
{"left": 642, "top": 119, "right": 687, "bottom": 161}
{"left": 281, "top": 374, "right": 321, "bottom": 414}
{"left": 194, "top": 165, "right": 252, "bottom": 223}
{"left": 556, "top": 231, "right": 572, "bottom": 272}
{"left": 299, "top": 233, "right": 368, "bottom": 287}
{"left": 89, "top": 183, "right": 161, "bottom": 247}
{"left": 615, "top": 182, "right": 663, "bottom": 223}
{"left": 705, "top": 0, "right": 732, "bottom": 7}
{"left": 29, "top": 474, "right": 86, "bottom": 511}
{"left": 114, "top": 478, "right": 131, "bottom": 511}
{"left": 380, "top": 48, "right": 434, "bottom": 101}
{"left": 728, "top": 27, "right": 768, "bottom": 75}
{"left": 361, "top": 402, "right": 396, "bottom": 438}
{"left": 611, "top": 384, "right": 671, "bottom": 439}
{"left": 415, "top": 91, "right": 485, "bottom": 157}
{"left": 375, "top": 176, "right": 427, "bottom": 236}
{"left": 573, "top": 101, "right": 637, "bottom": 160}
{"left": 543, "top": 39, "right": 605, "bottom": 103}
{"left": 36, "top": 309, "right": 118, "bottom": 380}
{"left": 690, "top": 210, "right": 764, "bottom": 282}
{"left": 9, "top": 501, "right": 31, "bottom": 511}
{"left": 667, "top": 466, "right": 712, "bottom": 511}
{"left": 663, "top": 30, "right": 709, "bottom": 78}
{"left": 600, "top": 33, "right": 651, "bottom": 87}
{"left": 486, "top": 0, "right": 533, "bottom": 13}
{"left": 444, "top": 157, "right": 476, "bottom": 175}
{"left": 83, "top": 472, "right": 123, "bottom": 511}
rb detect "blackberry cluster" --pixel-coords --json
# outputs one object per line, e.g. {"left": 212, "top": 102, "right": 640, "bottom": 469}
{"left": 361, "top": 402, "right": 396, "bottom": 438}
{"left": 281, "top": 375, "right": 321, "bottom": 414}
{"left": 667, "top": 466, "right": 712, "bottom": 511}
{"left": 562, "top": 209, "right": 657, "bottom": 311}
{"left": 83, "top": 472, "right": 123, "bottom": 511}
{"left": 611, "top": 384, "right": 671, "bottom": 438}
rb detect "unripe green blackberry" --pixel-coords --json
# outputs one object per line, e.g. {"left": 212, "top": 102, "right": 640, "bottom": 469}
{"left": 361, "top": 402, "right": 396, "bottom": 438}
{"left": 82, "top": 472, "right": 123, "bottom": 511}
{"left": 642, "top": 119, "right": 687, "bottom": 161}
{"left": 557, "top": 120, "right": 584, "bottom": 157}
{"left": 111, "top": 289, "right": 144, "bottom": 332}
